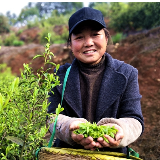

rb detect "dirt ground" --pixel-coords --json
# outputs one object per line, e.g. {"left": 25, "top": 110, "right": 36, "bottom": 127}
{"left": 1, "top": 26, "right": 160, "bottom": 160}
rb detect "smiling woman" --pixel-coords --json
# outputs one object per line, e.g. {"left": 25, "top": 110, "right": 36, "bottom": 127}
{"left": 47, "top": 6, "right": 144, "bottom": 157}
{"left": 0, "top": 1, "right": 28, "bottom": 16}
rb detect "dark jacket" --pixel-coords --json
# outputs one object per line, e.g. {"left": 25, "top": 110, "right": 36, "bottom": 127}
{"left": 48, "top": 53, "right": 144, "bottom": 154}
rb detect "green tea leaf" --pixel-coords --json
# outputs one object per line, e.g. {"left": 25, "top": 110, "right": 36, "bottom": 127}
{"left": 46, "top": 62, "right": 56, "bottom": 66}
{"left": 56, "top": 103, "right": 64, "bottom": 115}
{"left": 6, "top": 136, "right": 24, "bottom": 146}
{"left": 0, "top": 93, "right": 4, "bottom": 112}
{"left": 74, "top": 122, "right": 118, "bottom": 143}
{"left": 33, "top": 54, "right": 43, "bottom": 60}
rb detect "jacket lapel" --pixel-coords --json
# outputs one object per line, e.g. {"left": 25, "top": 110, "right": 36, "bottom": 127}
{"left": 57, "top": 59, "right": 83, "bottom": 117}
{"left": 96, "top": 54, "right": 127, "bottom": 121}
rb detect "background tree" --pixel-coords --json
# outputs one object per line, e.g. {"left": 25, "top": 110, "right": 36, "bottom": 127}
{"left": 17, "top": 7, "right": 39, "bottom": 26}
{"left": 89, "top": 2, "right": 110, "bottom": 17}
{"left": 109, "top": 2, "right": 160, "bottom": 33}
{"left": 0, "top": 14, "right": 10, "bottom": 33}
{"left": 35, "top": 2, "right": 83, "bottom": 17}
{"left": 6, "top": 11, "right": 17, "bottom": 26}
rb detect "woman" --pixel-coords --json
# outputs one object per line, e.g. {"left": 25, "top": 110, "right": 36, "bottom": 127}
{"left": 47, "top": 7, "right": 144, "bottom": 154}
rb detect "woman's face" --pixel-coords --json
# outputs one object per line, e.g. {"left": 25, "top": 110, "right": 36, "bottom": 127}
{"left": 70, "top": 23, "right": 108, "bottom": 65}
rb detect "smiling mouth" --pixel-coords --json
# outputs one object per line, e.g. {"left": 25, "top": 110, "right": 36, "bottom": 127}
{"left": 83, "top": 50, "right": 96, "bottom": 54}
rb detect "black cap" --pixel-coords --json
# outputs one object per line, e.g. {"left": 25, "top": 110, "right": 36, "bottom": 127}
{"left": 69, "top": 7, "right": 106, "bottom": 35}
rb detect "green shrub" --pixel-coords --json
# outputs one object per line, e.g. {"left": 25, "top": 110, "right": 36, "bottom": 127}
{"left": 0, "top": 64, "right": 16, "bottom": 95}
{"left": 46, "top": 10, "right": 69, "bottom": 26}
{"left": 53, "top": 39, "right": 66, "bottom": 44}
{"left": 61, "top": 26, "right": 69, "bottom": 42}
{"left": 27, "top": 17, "right": 41, "bottom": 29}
{"left": 48, "top": 32, "right": 62, "bottom": 44}
{"left": 3, "top": 32, "right": 24, "bottom": 46}
{"left": 0, "top": 33, "right": 62, "bottom": 160}
{"left": 16, "top": 29, "right": 23, "bottom": 36}
{"left": 0, "top": 35, "right": 3, "bottom": 45}
{"left": 109, "top": 2, "right": 160, "bottom": 32}
{"left": 3, "top": 33, "right": 17, "bottom": 46}
{"left": 38, "top": 25, "right": 53, "bottom": 44}
{"left": 13, "top": 40, "right": 24, "bottom": 46}
{"left": 112, "top": 32, "right": 126, "bottom": 44}
{"left": 93, "top": 2, "right": 110, "bottom": 17}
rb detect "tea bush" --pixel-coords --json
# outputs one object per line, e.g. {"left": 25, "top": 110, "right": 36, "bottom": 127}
{"left": 0, "top": 64, "right": 16, "bottom": 95}
{"left": 0, "top": 33, "right": 63, "bottom": 160}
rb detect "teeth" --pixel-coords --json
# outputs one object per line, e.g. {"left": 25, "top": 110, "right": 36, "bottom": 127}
{"left": 84, "top": 50, "right": 95, "bottom": 53}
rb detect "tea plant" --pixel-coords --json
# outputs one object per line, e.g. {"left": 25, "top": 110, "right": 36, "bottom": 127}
{"left": 0, "top": 33, "right": 63, "bottom": 160}
{"left": 74, "top": 122, "right": 118, "bottom": 143}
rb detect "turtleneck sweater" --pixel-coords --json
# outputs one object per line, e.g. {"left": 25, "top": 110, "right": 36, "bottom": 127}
{"left": 78, "top": 55, "right": 106, "bottom": 123}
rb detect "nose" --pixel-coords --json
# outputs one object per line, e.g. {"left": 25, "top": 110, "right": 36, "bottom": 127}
{"left": 84, "top": 36, "right": 94, "bottom": 47}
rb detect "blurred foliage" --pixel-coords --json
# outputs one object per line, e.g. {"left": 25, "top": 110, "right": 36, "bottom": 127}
{"left": 27, "top": 17, "right": 41, "bottom": 29}
{"left": 89, "top": 2, "right": 111, "bottom": 17}
{"left": 16, "top": 29, "right": 23, "bottom": 36}
{"left": 108, "top": 2, "right": 160, "bottom": 32}
{"left": 112, "top": 33, "right": 126, "bottom": 44}
{"left": 90, "top": 2, "right": 160, "bottom": 32}
{"left": 0, "top": 36, "right": 3, "bottom": 45}
{"left": 6, "top": 11, "right": 17, "bottom": 26}
{"left": 35, "top": 2, "right": 83, "bottom": 17}
{"left": 17, "top": 7, "right": 39, "bottom": 26}
{"left": 39, "top": 24, "right": 68, "bottom": 45}
{"left": 0, "top": 2, "right": 160, "bottom": 45}
{"left": 0, "top": 14, "right": 10, "bottom": 34}
{"left": 42, "top": 9, "right": 71, "bottom": 26}
{"left": 3, "top": 32, "right": 24, "bottom": 46}
{"left": 3, "top": 32, "right": 17, "bottom": 46}
{"left": 0, "top": 64, "right": 16, "bottom": 101}
{"left": 13, "top": 40, "right": 24, "bottom": 46}
{"left": 38, "top": 26, "right": 55, "bottom": 44}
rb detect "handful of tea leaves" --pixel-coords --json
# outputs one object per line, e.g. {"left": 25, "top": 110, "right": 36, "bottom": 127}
{"left": 73, "top": 122, "right": 118, "bottom": 143}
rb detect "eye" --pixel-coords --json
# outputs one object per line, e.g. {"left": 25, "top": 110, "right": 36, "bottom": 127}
{"left": 92, "top": 32, "right": 100, "bottom": 36}
{"left": 76, "top": 36, "right": 83, "bottom": 39}
{"left": 93, "top": 33, "right": 99, "bottom": 36}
